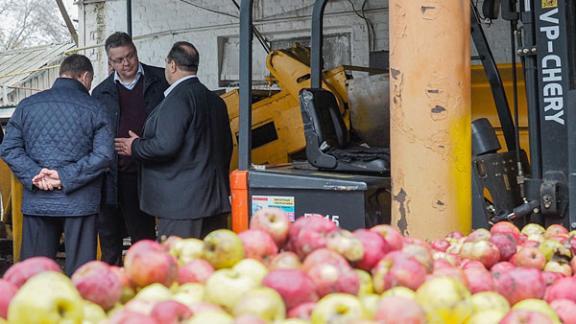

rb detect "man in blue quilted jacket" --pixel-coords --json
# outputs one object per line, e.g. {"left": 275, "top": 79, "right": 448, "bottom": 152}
{"left": 0, "top": 54, "right": 114, "bottom": 275}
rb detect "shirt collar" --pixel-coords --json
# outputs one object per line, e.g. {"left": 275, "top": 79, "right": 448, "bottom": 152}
{"left": 114, "top": 63, "right": 144, "bottom": 90}
{"left": 164, "top": 75, "right": 197, "bottom": 97}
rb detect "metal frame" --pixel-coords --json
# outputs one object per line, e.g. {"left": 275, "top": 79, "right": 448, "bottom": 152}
{"left": 471, "top": 4, "right": 517, "bottom": 151}
{"left": 238, "top": 0, "right": 254, "bottom": 170}
{"left": 311, "top": 0, "right": 329, "bottom": 89}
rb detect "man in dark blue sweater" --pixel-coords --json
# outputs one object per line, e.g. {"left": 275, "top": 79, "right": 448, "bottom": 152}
{"left": 92, "top": 32, "right": 168, "bottom": 265}
{"left": 0, "top": 54, "right": 114, "bottom": 275}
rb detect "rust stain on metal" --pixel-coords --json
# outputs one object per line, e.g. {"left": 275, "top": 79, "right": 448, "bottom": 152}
{"left": 394, "top": 188, "right": 409, "bottom": 235}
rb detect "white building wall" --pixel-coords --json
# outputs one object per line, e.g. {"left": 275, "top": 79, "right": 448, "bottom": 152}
{"left": 76, "top": 0, "right": 512, "bottom": 90}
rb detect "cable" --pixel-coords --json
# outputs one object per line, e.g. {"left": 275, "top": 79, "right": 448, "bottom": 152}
{"left": 347, "top": 0, "right": 374, "bottom": 51}
{"left": 228, "top": 0, "right": 270, "bottom": 53}
{"left": 178, "top": 0, "right": 238, "bottom": 19}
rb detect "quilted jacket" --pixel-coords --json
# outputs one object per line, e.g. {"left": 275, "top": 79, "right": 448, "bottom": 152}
{"left": 0, "top": 78, "right": 114, "bottom": 217}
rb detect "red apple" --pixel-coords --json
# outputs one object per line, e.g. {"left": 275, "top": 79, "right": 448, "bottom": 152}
{"left": 542, "top": 271, "right": 563, "bottom": 287}
{"left": 303, "top": 249, "right": 359, "bottom": 296}
{"left": 287, "top": 302, "right": 316, "bottom": 320}
{"left": 287, "top": 215, "right": 338, "bottom": 258}
{"left": 110, "top": 266, "right": 136, "bottom": 303}
{"left": 150, "top": 300, "right": 192, "bottom": 324}
{"left": 124, "top": 240, "right": 178, "bottom": 288}
{"left": 490, "top": 233, "right": 518, "bottom": 261}
{"left": 545, "top": 224, "right": 569, "bottom": 238}
{"left": 465, "top": 228, "right": 492, "bottom": 242}
{"left": 262, "top": 269, "right": 318, "bottom": 309}
{"left": 71, "top": 261, "right": 122, "bottom": 310}
{"left": 544, "top": 277, "right": 576, "bottom": 303}
{"left": 430, "top": 239, "right": 450, "bottom": 252}
{"left": 250, "top": 207, "right": 291, "bottom": 247}
{"left": 460, "top": 259, "right": 486, "bottom": 270}
{"left": 491, "top": 222, "right": 521, "bottom": 241}
{"left": 430, "top": 266, "right": 468, "bottom": 287}
{"left": 446, "top": 231, "right": 465, "bottom": 240}
{"left": 109, "top": 310, "right": 158, "bottom": 324}
{"left": 267, "top": 251, "right": 301, "bottom": 270}
{"left": 493, "top": 267, "right": 545, "bottom": 305}
{"left": 372, "top": 251, "right": 427, "bottom": 293}
{"left": 402, "top": 243, "right": 434, "bottom": 273}
{"left": 550, "top": 299, "right": 576, "bottom": 324}
{"left": 0, "top": 279, "right": 17, "bottom": 319}
{"left": 3, "top": 256, "right": 61, "bottom": 287}
{"left": 178, "top": 259, "right": 214, "bottom": 285}
{"left": 370, "top": 225, "right": 404, "bottom": 251}
{"left": 511, "top": 247, "right": 546, "bottom": 270}
{"left": 238, "top": 229, "right": 278, "bottom": 262}
{"left": 353, "top": 229, "right": 390, "bottom": 271}
{"left": 234, "top": 315, "right": 267, "bottom": 324}
{"left": 459, "top": 240, "right": 500, "bottom": 269}
{"left": 374, "top": 296, "right": 426, "bottom": 323}
{"left": 464, "top": 266, "right": 493, "bottom": 293}
{"left": 500, "top": 309, "right": 553, "bottom": 324}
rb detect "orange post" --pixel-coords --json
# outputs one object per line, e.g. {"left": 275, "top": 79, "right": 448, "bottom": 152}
{"left": 230, "top": 170, "right": 249, "bottom": 233}
{"left": 389, "top": 1, "right": 472, "bottom": 239}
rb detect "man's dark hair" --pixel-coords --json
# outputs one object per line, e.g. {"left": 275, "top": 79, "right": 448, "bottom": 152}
{"left": 167, "top": 41, "right": 199, "bottom": 72}
{"left": 105, "top": 32, "right": 136, "bottom": 53}
{"left": 59, "top": 54, "right": 94, "bottom": 78}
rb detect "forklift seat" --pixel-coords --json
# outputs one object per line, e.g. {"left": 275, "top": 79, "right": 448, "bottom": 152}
{"left": 299, "top": 88, "right": 390, "bottom": 174}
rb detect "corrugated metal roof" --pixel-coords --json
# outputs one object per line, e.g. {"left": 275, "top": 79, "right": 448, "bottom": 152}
{"left": 0, "top": 43, "right": 75, "bottom": 90}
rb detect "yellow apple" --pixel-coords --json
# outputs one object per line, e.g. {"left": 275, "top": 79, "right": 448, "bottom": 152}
{"left": 82, "top": 300, "right": 107, "bottom": 324}
{"left": 415, "top": 276, "right": 473, "bottom": 323}
{"left": 187, "top": 311, "right": 234, "bottom": 324}
{"left": 172, "top": 283, "right": 205, "bottom": 309}
{"left": 356, "top": 269, "right": 374, "bottom": 295}
{"left": 311, "top": 293, "right": 368, "bottom": 324}
{"left": 8, "top": 272, "right": 84, "bottom": 324}
{"left": 470, "top": 291, "right": 509, "bottom": 314}
{"left": 381, "top": 286, "right": 416, "bottom": 299}
{"left": 233, "top": 287, "right": 286, "bottom": 321}
{"left": 233, "top": 258, "right": 268, "bottom": 284}
{"left": 467, "top": 310, "right": 506, "bottom": 324}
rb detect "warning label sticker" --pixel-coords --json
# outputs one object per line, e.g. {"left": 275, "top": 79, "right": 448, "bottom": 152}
{"left": 252, "top": 195, "right": 295, "bottom": 221}
{"left": 542, "top": 0, "right": 557, "bottom": 8}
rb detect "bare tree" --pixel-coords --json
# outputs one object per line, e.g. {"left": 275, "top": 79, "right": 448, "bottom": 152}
{"left": 0, "top": 0, "right": 71, "bottom": 51}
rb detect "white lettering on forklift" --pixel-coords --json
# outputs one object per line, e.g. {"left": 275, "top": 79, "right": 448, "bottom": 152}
{"left": 539, "top": 8, "right": 565, "bottom": 125}
{"left": 303, "top": 213, "right": 340, "bottom": 227}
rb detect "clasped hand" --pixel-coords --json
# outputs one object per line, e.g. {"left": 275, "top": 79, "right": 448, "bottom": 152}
{"left": 114, "top": 130, "right": 139, "bottom": 156}
{"left": 32, "top": 168, "right": 62, "bottom": 191}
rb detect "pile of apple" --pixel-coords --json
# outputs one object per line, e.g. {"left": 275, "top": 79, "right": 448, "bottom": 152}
{"left": 1, "top": 209, "right": 576, "bottom": 323}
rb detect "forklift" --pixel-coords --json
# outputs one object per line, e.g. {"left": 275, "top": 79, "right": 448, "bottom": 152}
{"left": 231, "top": 0, "right": 576, "bottom": 233}
{"left": 230, "top": 0, "right": 391, "bottom": 232}
{"left": 472, "top": 0, "right": 576, "bottom": 231}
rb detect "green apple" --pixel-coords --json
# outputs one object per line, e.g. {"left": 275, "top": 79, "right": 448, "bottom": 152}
{"left": 311, "top": 293, "right": 368, "bottom": 324}
{"left": 416, "top": 276, "right": 472, "bottom": 323}
{"left": 512, "top": 299, "right": 560, "bottom": 324}
{"left": 172, "top": 283, "right": 205, "bottom": 309}
{"left": 203, "top": 229, "right": 244, "bottom": 269}
{"left": 205, "top": 268, "right": 259, "bottom": 310}
{"left": 82, "top": 301, "right": 107, "bottom": 324}
{"left": 470, "top": 291, "right": 509, "bottom": 314}
{"left": 187, "top": 311, "right": 234, "bottom": 324}
{"left": 355, "top": 269, "right": 374, "bottom": 295}
{"left": 8, "top": 272, "right": 84, "bottom": 324}
{"left": 233, "top": 287, "right": 286, "bottom": 321}
{"left": 381, "top": 286, "right": 416, "bottom": 299}
{"left": 539, "top": 239, "right": 571, "bottom": 261}
{"left": 171, "top": 238, "right": 205, "bottom": 265}
{"left": 133, "top": 283, "right": 172, "bottom": 302}
{"left": 467, "top": 310, "right": 506, "bottom": 324}
{"left": 360, "top": 293, "right": 381, "bottom": 318}
{"left": 233, "top": 258, "right": 268, "bottom": 284}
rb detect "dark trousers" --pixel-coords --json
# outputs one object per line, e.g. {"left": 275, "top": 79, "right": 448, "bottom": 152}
{"left": 98, "top": 172, "right": 156, "bottom": 265}
{"left": 157, "top": 213, "right": 229, "bottom": 240}
{"left": 21, "top": 214, "right": 97, "bottom": 276}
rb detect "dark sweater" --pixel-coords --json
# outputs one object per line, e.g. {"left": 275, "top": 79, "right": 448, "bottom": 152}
{"left": 117, "top": 78, "right": 147, "bottom": 173}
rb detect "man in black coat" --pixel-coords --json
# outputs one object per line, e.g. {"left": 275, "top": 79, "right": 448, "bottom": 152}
{"left": 0, "top": 55, "right": 114, "bottom": 274}
{"left": 92, "top": 32, "right": 169, "bottom": 265}
{"left": 115, "top": 41, "right": 232, "bottom": 239}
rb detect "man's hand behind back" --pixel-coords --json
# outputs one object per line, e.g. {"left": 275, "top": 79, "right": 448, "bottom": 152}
{"left": 32, "top": 168, "right": 62, "bottom": 191}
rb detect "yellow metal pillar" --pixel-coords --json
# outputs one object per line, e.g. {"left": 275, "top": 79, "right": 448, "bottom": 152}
{"left": 10, "top": 174, "right": 22, "bottom": 262}
{"left": 389, "top": 1, "right": 471, "bottom": 239}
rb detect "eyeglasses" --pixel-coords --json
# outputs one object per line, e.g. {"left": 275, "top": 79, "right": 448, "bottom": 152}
{"left": 109, "top": 51, "right": 137, "bottom": 65}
